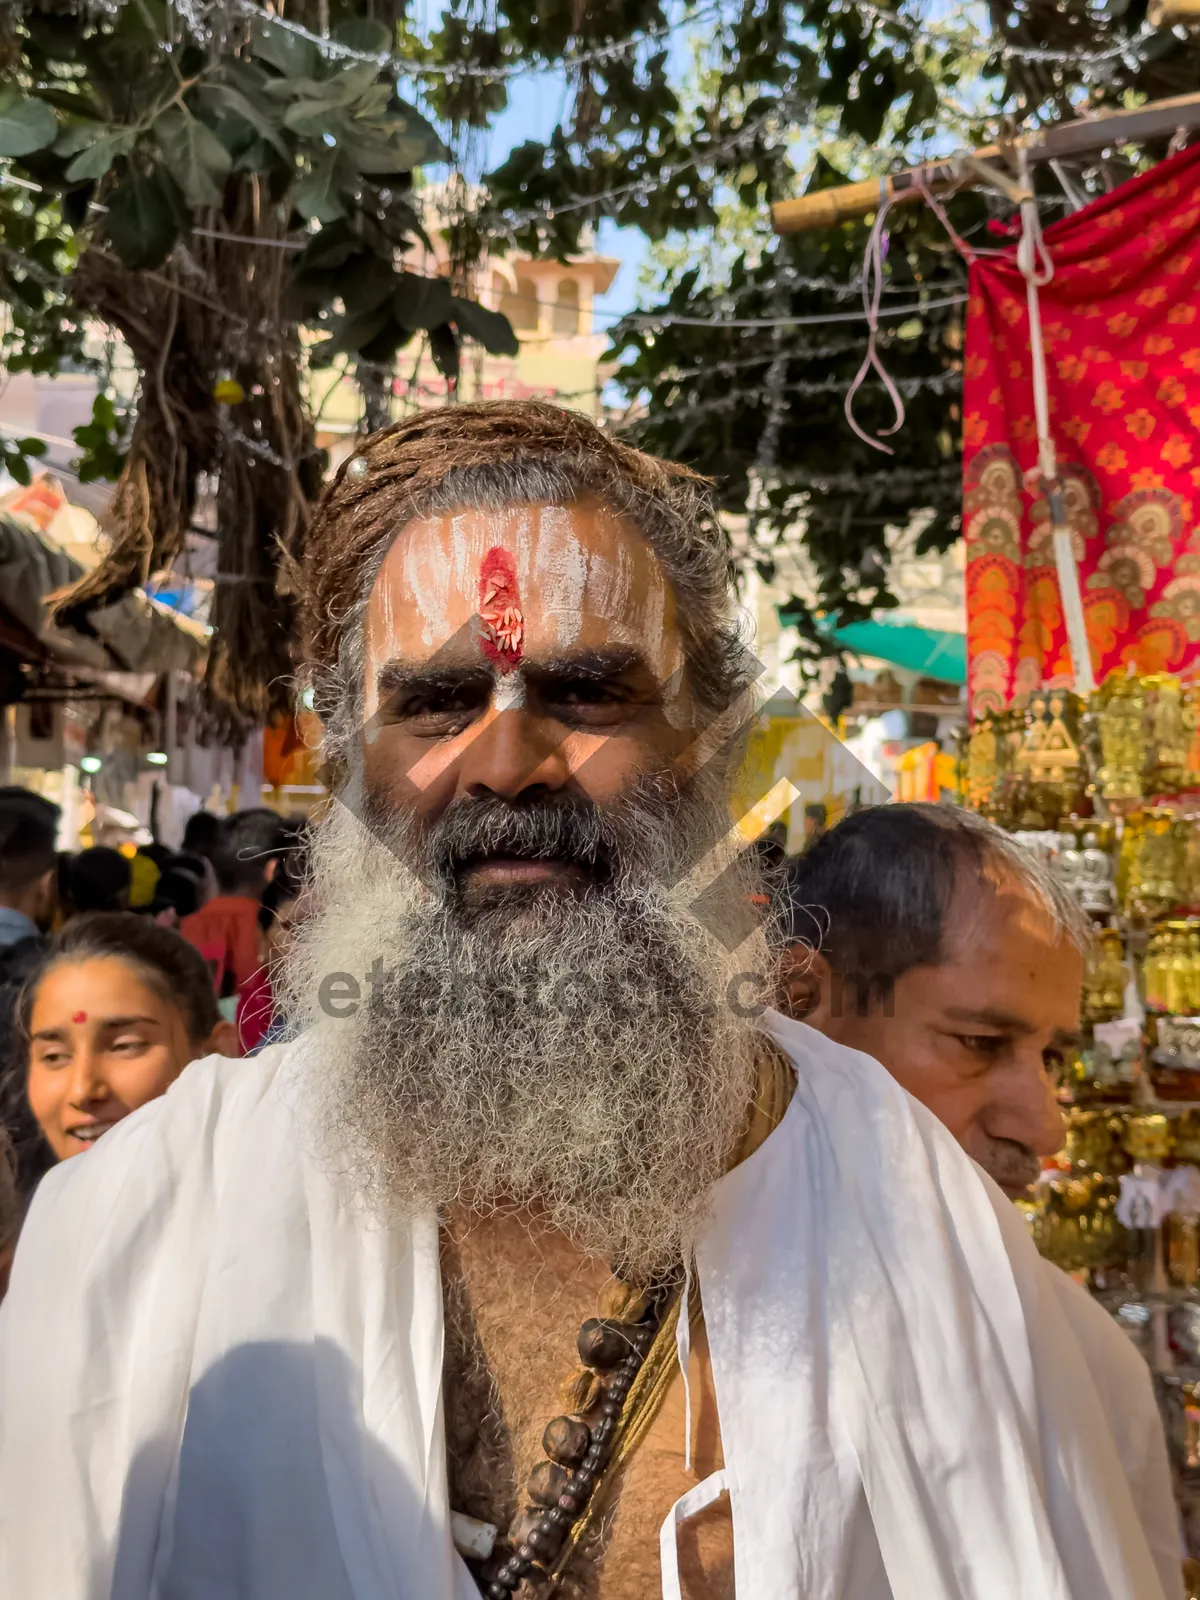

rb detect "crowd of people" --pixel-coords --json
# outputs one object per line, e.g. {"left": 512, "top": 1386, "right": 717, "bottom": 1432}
{"left": 0, "top": 400, "right": 1185, "bottom": 1599}
{"left": 0, "top": 789, "right": 308, "bottom": 1252}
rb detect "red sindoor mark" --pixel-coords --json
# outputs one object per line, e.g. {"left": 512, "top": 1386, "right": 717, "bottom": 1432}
{"left": 478, "top": 546, "right": 525, "bottom": 669}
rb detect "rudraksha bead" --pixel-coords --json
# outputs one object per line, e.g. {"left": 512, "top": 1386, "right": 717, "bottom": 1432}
{"left": 598, "top": 1396, "right": 623, "bottom": 1419}
{"left": 577, "top": 1318, "right": 633, "bottom": 1368}
{"left": 527, "top": 1460, "right": 567, "bottom": 1506}
{"left": 582, "top": 1444, "right": 604, "bottom": 1471}
{"left": 543, "top": 1415, "right": 590, "bottom": 1465}
{"left": 485, "top": 1582, "right": 510, "bottom": 1598}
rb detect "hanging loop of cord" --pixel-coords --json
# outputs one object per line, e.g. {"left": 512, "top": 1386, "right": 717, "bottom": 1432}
{"left": 912, "top": 164, "right": 978, "bottom": 263}
{"left": 844, "top": 179, "right": 908, "bottom": 454}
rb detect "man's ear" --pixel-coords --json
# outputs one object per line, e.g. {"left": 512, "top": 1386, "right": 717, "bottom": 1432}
{"left": 264, "top": 857, "right": 279, "bottom": 885}
{"left": 777, "top": 941, "right": 829, "bottom": 1020}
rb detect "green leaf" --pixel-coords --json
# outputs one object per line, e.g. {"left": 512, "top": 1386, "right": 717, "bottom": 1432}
{"left": 451, "top": 297, "right": 519, "bottom": 358}
{"left": 250, "top": 16, "right": 318, "bottom": 79}
{"left": 341, "top": 125, "right": 444, "bottom": 175}
{"left": 295, "top": 221, "right": 361, "bottom": 272}
{"left": 282, "top": 101, "right": 344, "bottom": 139}
{"left": 393, "top": 271, "right": 455, "bottom": 332}
{"left": 339, "top": 254, "right": 400, "bottom": 316}
{"left": 64, "top": 127, "right": 138, "bottom": 183}
{"left": 384, "top": 99, "right": 450, "bottom": 162}
{"left": 5, "top": 452, "right": 31, "bottom": 487}
{"left": 53, "top": 120, "right": 104, "bottom": 158}
{"left": 104, "top": 170, "right": 182, "bottom": 270}
{"left": 199, "top": 84, "right": 289, "bottom": 158}
{"left": 428, "top": 322, "right": 460, "bottom": 382}
{"left": 310, "top": 305, "right": 391, "bottom": 364}
{"left": 332, "top": 18, "right": 392, "bottom": 57}
{"left": 358, "top": 318, "right": 416, "bottom": 363}
{"left": 153, "top": 107, "right": 232, "bottom": 209}
{"left": 293, "top": 151, "right": 351, "bottom": 223}
{"left": 16, "top": 437, "right": 47, "bottom": 456}
{"left": 0, "top": 94, "right": 58, "bottom": 159}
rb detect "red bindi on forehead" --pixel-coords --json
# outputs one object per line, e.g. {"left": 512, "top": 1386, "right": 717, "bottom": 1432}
{"left": 477, "top": 546, "right": 524, "bottom": 670}
{"left": 72, "top": 1011, "right": 87, "bottom": 1024}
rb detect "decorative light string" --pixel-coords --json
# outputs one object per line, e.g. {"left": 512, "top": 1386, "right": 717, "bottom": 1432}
{"left": 226, "top": 0, "right": 726, "bottom": 82}
{"left": 667, "top": 369, "right": 960, "bottom": 424}
{"left": 217, "top": 0, "right": 1158, "bottom": 82}
{"left": 844, "top": 0, "right": 1157, "bottom": 66}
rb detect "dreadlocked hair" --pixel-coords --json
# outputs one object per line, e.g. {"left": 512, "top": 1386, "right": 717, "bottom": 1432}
{"left": 297, "top": 399, "right": 754, "bottom": 763}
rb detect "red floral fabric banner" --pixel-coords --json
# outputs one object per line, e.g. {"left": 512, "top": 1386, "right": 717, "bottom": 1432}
{"left": 964, "top": 142, "right": 1200, "bottom": 713}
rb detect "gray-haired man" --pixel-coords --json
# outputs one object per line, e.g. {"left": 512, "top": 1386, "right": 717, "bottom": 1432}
{"left": 783, "top": 801, "right": 1184, "bottom": 1599}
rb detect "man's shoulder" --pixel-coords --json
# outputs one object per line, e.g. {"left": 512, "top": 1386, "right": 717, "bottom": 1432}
{"left": 1035, "top": 1256, "right": 1161, "bottom": 1452}
{"left": 1037, "top": 1257, "right": 1152, "bottom": 1379}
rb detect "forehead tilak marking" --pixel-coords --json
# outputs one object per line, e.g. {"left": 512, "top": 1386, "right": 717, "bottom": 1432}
{"left": 477, "top": 546, "right": 525, "bottom": 671}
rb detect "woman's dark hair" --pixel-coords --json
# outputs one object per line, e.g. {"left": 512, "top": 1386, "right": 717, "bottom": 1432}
{"left": 18, "top": 912, "right": 221, "bottom": 1045}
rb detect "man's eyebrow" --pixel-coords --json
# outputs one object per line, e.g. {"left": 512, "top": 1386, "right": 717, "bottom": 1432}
{"left": 524, "top": 648, "right": 650, "bottom": 682}
{"left": 941, "top": 1005, "right": 1037, "bottom": 1035}
{"left": 375, "top": 649, "right": 652, "bottom": 700}
{"left": 1050, "top": 1026, "right": 1083, "bottom": 1051}
{"left": 375, "top": 661, "right": 492, "bottom": 699}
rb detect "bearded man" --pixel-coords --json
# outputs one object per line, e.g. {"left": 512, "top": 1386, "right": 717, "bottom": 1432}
{"left": 0, "top": 402, "right": 1167, "bottom": 1600}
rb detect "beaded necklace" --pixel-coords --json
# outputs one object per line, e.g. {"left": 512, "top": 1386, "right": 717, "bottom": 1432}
{"left": 464, "top": 1041, "right": 794, "bottom": 1598}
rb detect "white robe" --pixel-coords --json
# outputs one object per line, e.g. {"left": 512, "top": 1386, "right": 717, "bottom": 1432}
{"left": 0, "top": 1012, "right": 1173, "bottom": 1600}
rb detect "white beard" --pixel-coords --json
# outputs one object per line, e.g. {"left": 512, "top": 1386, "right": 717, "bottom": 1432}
{"left": 280, "top": 782, "right": 770, "bottom": 1279}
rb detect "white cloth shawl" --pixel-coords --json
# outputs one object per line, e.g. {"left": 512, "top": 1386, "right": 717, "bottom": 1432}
{"left": 0, "top": 1012, "right": 1166, "bottom": 1600}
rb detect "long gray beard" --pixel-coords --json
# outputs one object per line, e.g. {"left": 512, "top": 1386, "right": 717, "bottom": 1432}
{"left": 281, "top": 786, "right": 769, "bottom": 1279}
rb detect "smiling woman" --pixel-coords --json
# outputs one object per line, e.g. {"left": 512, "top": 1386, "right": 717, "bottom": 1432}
{"left": 20, "top": 915, "right": 237, "bottom": 1164}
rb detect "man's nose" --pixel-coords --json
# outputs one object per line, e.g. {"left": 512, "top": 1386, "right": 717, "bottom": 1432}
{"left": 1003, "top": 1044, "right": 1067, "bottom": 1157}
{"left": 457, "top": 702, "right": 574, "bottom": 801}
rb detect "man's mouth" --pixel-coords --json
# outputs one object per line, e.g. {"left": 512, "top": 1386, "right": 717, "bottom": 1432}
{"left": 980, "top": 1138, "right": 1043, "bottom": 1199}
{"left": 460, "top": 855, "right": 588, "bottom": 887}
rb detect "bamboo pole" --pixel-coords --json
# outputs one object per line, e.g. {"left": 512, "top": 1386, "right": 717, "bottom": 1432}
{"left": 1149, "top": 0, "right": 1200, "bottom": 20}
{"left": 772, "top": 91, "right": 1200, "bottom": 234}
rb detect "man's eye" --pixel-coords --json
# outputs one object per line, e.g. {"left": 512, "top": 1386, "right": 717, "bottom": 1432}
{"left": 562, "top": 681, "right": 618, "bottom": 701}
{"left": 549, "top": 681, "right": 627, "bottom": 712}
{"left": 395, "top": 689, "right": 483, "bottom": 725}
{"left": 956, "top": 1034, "right": 1007, "bottom": 1056}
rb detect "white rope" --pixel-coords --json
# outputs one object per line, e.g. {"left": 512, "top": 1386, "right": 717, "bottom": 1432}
{"left": 1015, "top": 146, "right": 1095, "bottom": 696}
{"left": 843, "top": 180, "right": 908, "bottom": 455}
